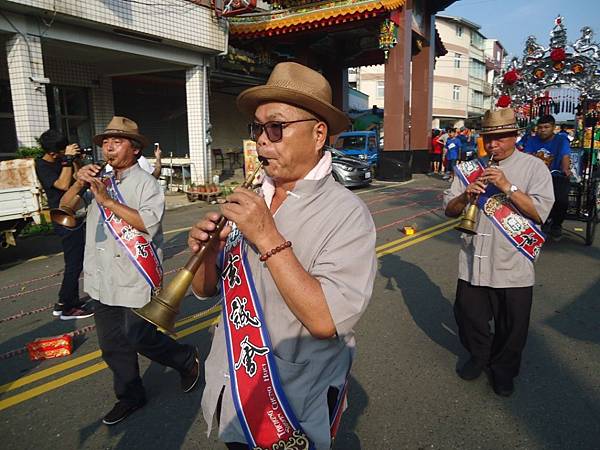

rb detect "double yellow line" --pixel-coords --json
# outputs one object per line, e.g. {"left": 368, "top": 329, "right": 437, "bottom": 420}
{"left": 0, "top": 305, "right": 222, "bottom": 411}
{"left": 0, "top": 218, "right": 459, "bottom": 412}
{"left": 376, "top": 218, "right": 460, "bottom": 257}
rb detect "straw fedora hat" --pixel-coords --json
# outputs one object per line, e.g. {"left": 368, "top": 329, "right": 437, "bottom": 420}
{"left": 237, "top": 62, "right": 350, "bottom": 134}
{"left": 480, "top": 108, "right": 519, "bottom": 135}
{"left": 93, "top": 116, "right": 149, "bottom": 148}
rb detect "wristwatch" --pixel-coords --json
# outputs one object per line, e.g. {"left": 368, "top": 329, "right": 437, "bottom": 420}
{"left": 506, "top": 184, "right": 518, "bottom": 198}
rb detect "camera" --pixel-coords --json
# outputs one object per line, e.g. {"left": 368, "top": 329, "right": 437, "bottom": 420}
{"left": 79, "top": 146, "right": 94, "bottom": 156}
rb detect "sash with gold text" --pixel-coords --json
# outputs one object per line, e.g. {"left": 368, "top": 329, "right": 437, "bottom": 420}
{"left": 455, "top": 160, "right": 545, "bottom": 262}
{"left": 221, "top": 226, "right": 312, "bottom": 450}
{"left": 97, "top": 176, "right": 162, "bottom": 290}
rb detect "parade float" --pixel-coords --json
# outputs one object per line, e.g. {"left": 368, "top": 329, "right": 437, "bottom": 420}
{"left": 494, "top": 16, "right": 600, "bottom": 245}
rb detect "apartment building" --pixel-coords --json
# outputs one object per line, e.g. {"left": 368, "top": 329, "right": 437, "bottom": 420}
{"left": 432, "top": 14, "right": 504, "bottom": 130}
{"left": 0, "top": 0, "right": 226, "bottom": 184}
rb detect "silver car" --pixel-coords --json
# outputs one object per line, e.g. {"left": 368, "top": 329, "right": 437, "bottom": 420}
{"left": 327, "top": 147, "right": 373, "bottom": 188}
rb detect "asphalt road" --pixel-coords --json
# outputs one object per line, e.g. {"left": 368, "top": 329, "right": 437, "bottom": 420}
{"left": 0, "top": 175, "right": 599, "bottom": 450}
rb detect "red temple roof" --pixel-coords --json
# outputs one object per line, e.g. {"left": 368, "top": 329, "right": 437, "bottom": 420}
{"left": 229, "top": 0, "right": 406, "bottom": 38}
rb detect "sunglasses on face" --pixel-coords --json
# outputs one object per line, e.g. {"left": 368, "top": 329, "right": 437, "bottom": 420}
{"left": 249, "top": 118, "right": 319, "bottom": 142}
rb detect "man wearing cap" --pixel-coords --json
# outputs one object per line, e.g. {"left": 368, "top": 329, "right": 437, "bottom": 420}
{"left": 188, "top": 62, "right": 376, "bottom": 449}
{"left": 60, "top": 116, "right": 200, "bottom": 425}
{"left": 444, "top": 108, "right": 554, "bottom": 397}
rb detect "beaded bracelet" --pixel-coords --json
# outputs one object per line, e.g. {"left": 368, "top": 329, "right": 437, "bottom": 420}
{"left": 259, "top": 240, "right": 292, "bottom": 262}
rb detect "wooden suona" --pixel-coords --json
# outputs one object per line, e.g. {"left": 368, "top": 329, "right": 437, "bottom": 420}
{"left": 133, "top": 163, "right": 264, "bottom": 333}
{"left": 50, "top": 162, "right": 108, "bottom": 228}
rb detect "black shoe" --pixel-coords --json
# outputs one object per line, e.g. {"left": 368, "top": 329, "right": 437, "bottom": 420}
{"left": 52, "top": 303, "right": 64, "bottom": 317}
{"left": 102, "top": 401, "right": 144, "bottom": 425}
{"left": 458, "top": 358, "right": 485, "bottom": 381}
{"left": 180, "top": 347, "right": 201, "bottom": 393}
{"left": 550, "top": 226, "right": 563, "bottom": 241}
{"left": 60, "top": 306, "right": 94, "bottom": 320}
{"left": 492, "top": 378, "right": 515, "bottom": 397}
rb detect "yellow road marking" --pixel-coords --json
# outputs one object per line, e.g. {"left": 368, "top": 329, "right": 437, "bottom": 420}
{"left": 377, "top": 221, "right": 459, "bottom": 257}
{"left": 1, "top": 214, "right": 460, "bottom": 409}
{"left": 0, "top": 316, "right": 220, "bottom": 412}
{"left": 0, "top": 306, "right": 222, "bottom": 395}
{"left": 164, "top": 226, "right": 192, "bottom": 236}
{"left": 357, "top": 180, "right": 413, "bottom": 196}
{"left": 375, "top": 219, "right": 460, "bottom": 252}
{"left": 0, "top": 350, "right": 101, "bottom": 394}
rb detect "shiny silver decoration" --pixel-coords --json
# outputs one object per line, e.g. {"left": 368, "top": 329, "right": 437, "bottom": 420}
{"left": 494, "top": 16, "right": 600, "bottom": 108}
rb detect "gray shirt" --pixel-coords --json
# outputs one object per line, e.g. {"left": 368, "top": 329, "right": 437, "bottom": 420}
{"left": 198, "top": 175, "right": 376, "bottom": 450}
{"left": 443, "top": 150, "right": 554, "bottom": 288}
{"left": 83, "top": 163, "right": 164, "bottom": 307}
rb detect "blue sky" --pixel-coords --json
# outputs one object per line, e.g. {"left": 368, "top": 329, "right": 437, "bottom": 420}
{"left": 441, "top": 0, "right": 600, "bottom": 59}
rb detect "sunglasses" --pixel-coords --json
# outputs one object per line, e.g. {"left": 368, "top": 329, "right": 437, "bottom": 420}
{"left": 249, "top": 118, "right": 319, "bottom": 143}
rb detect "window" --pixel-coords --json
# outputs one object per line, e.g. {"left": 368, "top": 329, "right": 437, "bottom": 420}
{"left": 470, "top": 90, "right": 484, "bottom": 107}
{"left": 453, "top": 85, "right": 461, "bottom": 101}
{"left": 470, "top": 32, "right": 484, "bottom": 48}
{"left": 469, "top": 58, "right": 486, "bottom": 79}
{"left": 454, "top": 53, "right": 462, "bottom": 69}
{"left": 0, "top": 81, "right": 18, "bottom": 156}
{"left": 46, "top": 86, "right": 93, "bottom": 149}
{"left": 456, "top": 25, "right": 462, "bottom": 37}
{"left": 376, "top": 80, "right": 385, "bottom": 98}
{"left": 368, "top": 137, "right": 377, "bottom": 150}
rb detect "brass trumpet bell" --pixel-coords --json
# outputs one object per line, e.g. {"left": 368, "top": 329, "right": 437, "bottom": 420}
{"left": 50, "top": 203, "right": 79, "bottom": 228}
{"left": 132, "top": 162, "right": 264, "bottom": 333}
{"left": 455, "top": 204, "right": 479, "bottom": 235}
{"left": 132, "top": 268, "right": 195, "bottom": 333}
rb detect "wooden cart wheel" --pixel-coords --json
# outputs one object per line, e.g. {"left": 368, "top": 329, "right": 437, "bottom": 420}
{"left": 585, "top": 204, "right": 597, "bottom": 246}
{"left": 187, "top": 193, "right": 196, "bottom": 202}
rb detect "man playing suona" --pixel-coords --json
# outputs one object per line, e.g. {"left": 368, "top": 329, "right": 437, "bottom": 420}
{"left": 188, "top": 62, "right": 376, "bottom": 449}
{"left": 60, "top": 116, "right": 200, "bottom": 425}
{"left": 444, "top": 108, "right": 554, "bottom": 397}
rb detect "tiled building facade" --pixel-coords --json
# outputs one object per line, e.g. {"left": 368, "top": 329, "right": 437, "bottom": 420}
{"left": 0, "top": 0, "right": 226, "bottom": 184}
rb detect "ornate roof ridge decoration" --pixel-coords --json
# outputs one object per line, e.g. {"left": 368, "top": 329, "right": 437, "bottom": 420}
{"left": 494, "top": 16, "right": 600, "bottom": 109}
{"left": 230, "top": 0, "right": 405, "bottom": 37}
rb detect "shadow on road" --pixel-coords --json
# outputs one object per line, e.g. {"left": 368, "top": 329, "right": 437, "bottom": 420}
{"left": 333, "top": 376, "right": 368, "bottom": 450}
{"left": 378, "top": 253, "right": 463, "bottom": 358}
{"left": 545, "top": 278, "right": 600, "bottom": 344}
{"left": 76, "top": 330, "right": 214, "bottom": 450}
{"left": 0, "top": 318, "right": 80, "bottom": 387}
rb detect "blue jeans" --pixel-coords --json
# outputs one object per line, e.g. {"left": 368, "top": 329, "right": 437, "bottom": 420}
{"left": 53, "top": 222, "right": 85, "bottom": 309}
{"left": 447, "top": 159, "right": 458, "bottom": 173}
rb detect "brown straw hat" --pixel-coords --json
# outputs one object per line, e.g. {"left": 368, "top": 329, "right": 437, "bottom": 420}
{"left": 93, "top": 116, "right": 149, "bottom": 148}
{"left": 237, "top": 62, "right": 350, "bottom": 134}
{"left": 480, "top": 108, "right": 519, "bottom": 135}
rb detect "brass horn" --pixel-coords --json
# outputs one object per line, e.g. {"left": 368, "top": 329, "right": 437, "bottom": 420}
{"left": 51, "top": 162, "right": 107, "bottom": 228}
{"left": 455, "top": 155, "right": 495, "bottom": 235}
{"left": 133, "top": 163, "right": 264, "bottom": 333}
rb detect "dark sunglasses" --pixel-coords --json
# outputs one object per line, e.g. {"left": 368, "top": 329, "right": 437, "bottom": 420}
{"left": 249, "top": 118, "right": 318, "bottom": 142}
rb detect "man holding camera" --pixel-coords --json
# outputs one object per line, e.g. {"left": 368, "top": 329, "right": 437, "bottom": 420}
{"left": 35, "top": 130, "right": 94, "bottom": 320}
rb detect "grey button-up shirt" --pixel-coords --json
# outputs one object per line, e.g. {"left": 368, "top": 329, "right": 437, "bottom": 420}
{"left": 83, "top": 163, "right": 164, "bottom": 307}
{"left": 197, "top": 175, "right": 376, "bottom": 450}
{"left": 443, "top": 150, "right": 554, "bottom": 288}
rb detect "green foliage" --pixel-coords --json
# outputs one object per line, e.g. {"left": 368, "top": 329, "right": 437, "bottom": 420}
{"left": 19, "top": 220, "right": 53, "bottom": 237}
{"left": 16, "top": 146, "right": 44, "bottom": 159}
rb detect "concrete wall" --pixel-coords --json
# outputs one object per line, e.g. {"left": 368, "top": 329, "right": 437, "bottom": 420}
{"left": 209, "top": 91, "right": 249, "bottom": 151}
{"left": 355, "top": 65, "right": 385, "bottom": 108}
{"left": 5, "top": 0, "right": 225, "bottom": 53}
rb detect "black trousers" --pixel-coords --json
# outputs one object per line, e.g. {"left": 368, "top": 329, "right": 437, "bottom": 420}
{"left": 94, "top": 300, "right": 196, "bottom": 406}
{"left": 549, "top": 174, "right": 570, "bottom": 227}
{"left": 454, "top": 279, "right": 533, "bottom": 382}
{"left": 54, "top": 223, "right": 85, "bottom": 309}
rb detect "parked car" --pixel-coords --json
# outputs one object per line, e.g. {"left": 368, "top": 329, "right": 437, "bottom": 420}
{"left": 327, "top": 147, "right": 372, "bottom": 188}
{"left": 333, "top": 130, "right": 380, "bottom": 166}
